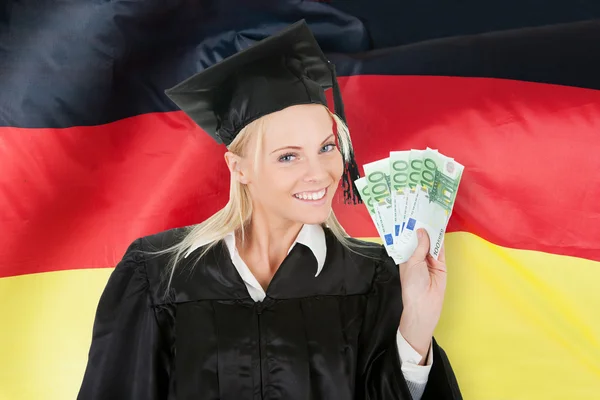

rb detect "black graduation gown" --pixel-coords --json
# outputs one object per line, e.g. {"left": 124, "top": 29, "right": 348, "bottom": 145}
{"left": 78, "top": 226, "right": 462, "bottom": 400}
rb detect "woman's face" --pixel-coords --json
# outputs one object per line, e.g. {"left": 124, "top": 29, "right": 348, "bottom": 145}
{"left": 228, "top": 104, "right": 344, "bottom": 226}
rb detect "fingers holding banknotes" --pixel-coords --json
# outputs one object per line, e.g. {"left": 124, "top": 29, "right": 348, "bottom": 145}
{"left": 357, "top": 148, "right": 459, "bottom": 359}
{"left": 398, "top": 228, "right": 447, "bottom": 358}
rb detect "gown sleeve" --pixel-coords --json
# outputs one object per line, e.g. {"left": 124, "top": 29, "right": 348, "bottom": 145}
{"left": 77, "top": 238, "right": 171, "bottom": 400}
{"left": 356, "top": 249, "right": 463, "bottom": 400}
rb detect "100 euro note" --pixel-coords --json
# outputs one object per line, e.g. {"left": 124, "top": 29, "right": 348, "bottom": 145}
{"left": 405, "top": 148, "right": 441, "bottom": 219}
{"left": 355, "top": 177, "right": 401, "bottom": 262}
{"left": 406, "top": 149, "right": 424, "bottom": 225}
{"left": 396, "top": 150, "right": 464, "bottom": 262}
{"left": 363, "top": 158, "right": 395, "bottom": 251}
{"left": 389, "top": 151, "right": 410, "bottom": 242}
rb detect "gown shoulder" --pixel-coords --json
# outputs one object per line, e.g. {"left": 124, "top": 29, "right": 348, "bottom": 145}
{"left": 116, "top": 225, "right": 399, "bottom": 307}
{"left": 77, "top": 229, "right": 178, "bottom": 400}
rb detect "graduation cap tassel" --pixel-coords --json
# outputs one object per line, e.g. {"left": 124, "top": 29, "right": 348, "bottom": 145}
{"left": 341, "top": 145, "right": 362, "bottom": 205}
{"left": 327, "top": 62, "right": 362, "bottom": 205}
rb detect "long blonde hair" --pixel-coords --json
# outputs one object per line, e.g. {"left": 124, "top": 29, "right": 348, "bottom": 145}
{"left": 142, "top": 106, "right": 375, "bottom": 291}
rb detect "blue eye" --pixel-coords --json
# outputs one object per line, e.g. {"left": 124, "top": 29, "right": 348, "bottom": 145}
{"left": 278, "top": 153, "right": 296, "bottom": 163}
{"left": 321, "top": 143, "right": 336, "bottom": 153}
{"left": 278, "top": 143, "right": 336, "bottom": 163}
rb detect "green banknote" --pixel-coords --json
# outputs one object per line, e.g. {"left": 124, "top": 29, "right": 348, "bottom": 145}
{"left": 405, "top": 149, "right": 424, "bottom": 222}
{"left": 389, "top": 151, "right": 410, "bottom": 242}
{"left": 363, "top": 158, "right": 395, "bottom": 249}
{"left": 397, "top": 150, "right": 464, "bottom": 260}
{"left": 355, "top": 177, "right": 399, "bottom": 261}
{"left": 405, "top": 148, "right": 439, "bottom": 217}
{"left": 407, "top": 149, "right": 424, "bottom": 189}
{"left": 358, "top": 148, "right": 463, "bottom": 264}
{"left": 431, "top": 154, "right": 464, "bottom": 213}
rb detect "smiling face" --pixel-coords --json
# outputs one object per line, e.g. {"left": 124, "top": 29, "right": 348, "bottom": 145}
{"left": 225, "top": 104, "right": 344, "bottom": 226}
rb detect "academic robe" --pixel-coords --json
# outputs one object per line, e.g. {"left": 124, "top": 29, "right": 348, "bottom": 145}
{"left": 77, "top": 226, "right": 462, "bottom": 400}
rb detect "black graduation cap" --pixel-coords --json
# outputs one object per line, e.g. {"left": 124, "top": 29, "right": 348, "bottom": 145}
{"left": 164, "top": 19, "right": 361, "bottom": 204}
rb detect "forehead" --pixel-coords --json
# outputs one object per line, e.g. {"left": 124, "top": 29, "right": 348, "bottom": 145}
{"left": 262, "top": 104, "right": 333, "bottom": 149}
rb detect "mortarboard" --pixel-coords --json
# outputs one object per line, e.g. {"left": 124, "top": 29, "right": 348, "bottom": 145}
{"left": 164, "top": 19, "right": 361, "bottom": 204}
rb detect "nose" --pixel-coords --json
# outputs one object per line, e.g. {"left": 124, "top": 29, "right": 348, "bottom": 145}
{"left": 303, "top": 155, "right": 329, "bottom": 183}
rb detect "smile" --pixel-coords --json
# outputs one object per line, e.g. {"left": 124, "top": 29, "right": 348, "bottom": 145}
{"left": 293, "top": 188, "right": 327, "bottom": 201}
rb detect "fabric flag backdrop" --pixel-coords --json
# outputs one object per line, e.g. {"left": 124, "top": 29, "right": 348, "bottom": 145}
{"left": 2, "top": 2, "right": 600, "bottom": 399}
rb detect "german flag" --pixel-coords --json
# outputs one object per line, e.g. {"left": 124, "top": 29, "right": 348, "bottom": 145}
{"left": 1, "top": 4, "right": 599, "bottom": 399}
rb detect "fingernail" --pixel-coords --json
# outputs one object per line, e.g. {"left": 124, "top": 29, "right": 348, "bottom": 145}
{"left": 418, "top": 229, "right": 423, "bottom": 239}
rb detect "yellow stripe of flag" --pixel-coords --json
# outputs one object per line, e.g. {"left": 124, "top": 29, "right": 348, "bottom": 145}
{"left": 0, "top": 232, "right": 599, "bottom": 400}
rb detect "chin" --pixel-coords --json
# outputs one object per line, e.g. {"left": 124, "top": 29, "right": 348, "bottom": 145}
{"left": 290, "top": 208, "right": 331, "bottom": 225}
{"left": 299, "top": 216, "right": 329, "bottom": 226}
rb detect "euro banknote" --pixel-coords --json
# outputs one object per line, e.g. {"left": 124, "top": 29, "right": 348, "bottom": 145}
{"left": 363, "top": 158, "right": 395, "bottom": 248}
{"left": 357, "top": 149, "right": 463, "bottom": 263}
{"left": 389, "top": 151, "right": 409, "bottom": 242}
{"left": 354, "top": 177, "right": 400, "bottom": 260}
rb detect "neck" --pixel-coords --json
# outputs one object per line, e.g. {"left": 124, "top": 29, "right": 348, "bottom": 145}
{"left": 236, "top": 208, "right": 304, "bottom": 275}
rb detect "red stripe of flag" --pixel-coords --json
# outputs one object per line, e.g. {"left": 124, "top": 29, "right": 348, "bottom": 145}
{"left": 1, "top": 75, "right": 599, "bottom": 277}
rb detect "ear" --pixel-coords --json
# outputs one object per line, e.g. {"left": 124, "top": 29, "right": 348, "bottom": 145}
{"left": 224, "top": 151, "right": 250, "bottom": 184}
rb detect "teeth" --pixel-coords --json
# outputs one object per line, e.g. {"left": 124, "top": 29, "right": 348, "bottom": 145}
{"left": 294, "top": 189, "right": 326, "bottom": 201}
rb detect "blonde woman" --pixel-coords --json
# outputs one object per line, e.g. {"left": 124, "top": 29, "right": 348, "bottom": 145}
{"left": 78, "top": 20, "right": 461, "bottom": 400}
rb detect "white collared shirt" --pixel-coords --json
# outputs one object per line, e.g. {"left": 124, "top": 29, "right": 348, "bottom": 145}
{"left": 185, "top": 224, "right": 433, "bottom": 395}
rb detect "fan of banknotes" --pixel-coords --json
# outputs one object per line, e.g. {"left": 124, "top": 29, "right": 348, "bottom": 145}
{"left": 355, "top": 148, "right": 464, "bottom": 264}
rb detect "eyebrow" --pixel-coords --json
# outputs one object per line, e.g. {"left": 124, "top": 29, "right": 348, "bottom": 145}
{"left": 269, "top": 134, "right": 335, "bottom": 154}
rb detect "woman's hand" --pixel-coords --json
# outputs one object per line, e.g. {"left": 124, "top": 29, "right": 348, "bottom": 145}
{"left": 398, "top": 228, "right": 447, "bottom": 362}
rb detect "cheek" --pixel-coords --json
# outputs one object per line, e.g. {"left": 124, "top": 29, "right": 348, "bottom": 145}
{"left": 253, "top": 164, "right": 297, "bottom": 198}
{"left": 330, "top": 153, "right": 344, "bottom": 181}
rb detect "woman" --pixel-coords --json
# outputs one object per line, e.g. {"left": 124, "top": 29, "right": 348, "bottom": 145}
{"left": 78, "top": 20, "right": 461, "bottom": 400}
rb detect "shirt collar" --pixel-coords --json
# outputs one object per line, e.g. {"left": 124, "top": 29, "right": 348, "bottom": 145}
{"left": 184, "top": 224, "right": 327, "bottom": 277}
